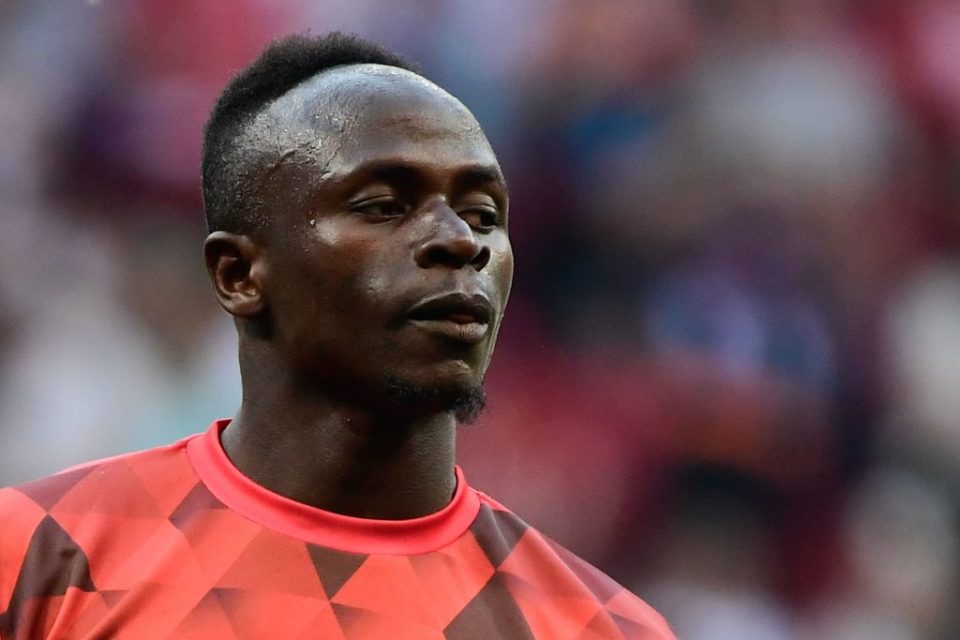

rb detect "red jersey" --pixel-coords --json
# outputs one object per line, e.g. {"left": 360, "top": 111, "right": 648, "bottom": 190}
{"left": 0, "top": 420, "right": 674, "bottom": 639}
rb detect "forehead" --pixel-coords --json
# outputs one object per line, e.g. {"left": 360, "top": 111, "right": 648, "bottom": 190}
{"left": 263, "top": 65, "right": 499, "bottom": 178}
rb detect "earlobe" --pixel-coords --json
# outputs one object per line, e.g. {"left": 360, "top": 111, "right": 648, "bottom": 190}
{"left": 204, "top": 231, "right": 267, "bottom": 317}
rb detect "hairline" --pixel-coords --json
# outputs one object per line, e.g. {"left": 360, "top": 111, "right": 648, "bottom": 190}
{"left": 258, "top": 63, "right": 471, "bottom": 137}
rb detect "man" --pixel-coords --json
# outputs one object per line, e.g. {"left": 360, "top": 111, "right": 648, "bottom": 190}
{"left": 0, "top": 33, "right": 674, "bottom": 639}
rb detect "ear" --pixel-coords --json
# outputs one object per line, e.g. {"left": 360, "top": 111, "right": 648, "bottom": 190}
{"left": 204, "top": 231, "right": 267, "bottom": 317}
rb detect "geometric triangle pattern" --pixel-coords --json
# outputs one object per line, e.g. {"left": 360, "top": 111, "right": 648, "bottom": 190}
{"left": 443, "top": 572, "right": 533, "bottom": 639}
{"left": 0, "top": 437, "right": 675, "bottom": 639}
{"left": 307, "top": 545, "right": 368, "bottom": 599}
{"left": 0, "top": 516, "right": 97, "bottom": 639}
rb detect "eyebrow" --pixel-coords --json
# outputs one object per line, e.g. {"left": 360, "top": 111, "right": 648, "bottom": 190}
{"left": 451, "top": 166, "right": 508, "bottom": 194}
{"left": 324, "top": 160, "right": 507, "bottom": 193}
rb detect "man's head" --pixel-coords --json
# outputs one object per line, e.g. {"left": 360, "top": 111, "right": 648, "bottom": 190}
{"left": 201, "top": 33, "right": 513, "bottom": 422}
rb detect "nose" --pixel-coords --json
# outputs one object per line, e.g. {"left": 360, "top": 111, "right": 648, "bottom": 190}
{"left": 414, "top": 201, "right": 490, "bottom": 270}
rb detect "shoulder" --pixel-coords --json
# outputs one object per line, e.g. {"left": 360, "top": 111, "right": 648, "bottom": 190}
{"left": 470, "top": 492, "right": 676, "bottom": 639}
{"left": 0, "top": 438, "right": 200, "bottom": 616}
{"left": 0, "top": 485, "right": 49, "bottom": 621}
{"left": 0, "top": 440, "right": 198, "bottom": 556}
{"left": 1, "top": 436, "right": 197, "bottom": 520}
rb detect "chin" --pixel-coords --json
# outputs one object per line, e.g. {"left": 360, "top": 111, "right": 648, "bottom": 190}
{"left": 381, "top": 372, "right": 487, "bottom": 424}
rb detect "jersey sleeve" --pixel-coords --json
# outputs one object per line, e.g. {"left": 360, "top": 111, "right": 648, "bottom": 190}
{"left": 543, "top": 533, "right": 677, "bottom": 639}
{"left": 0, "top": 487, "right": 48, "bottom": 635}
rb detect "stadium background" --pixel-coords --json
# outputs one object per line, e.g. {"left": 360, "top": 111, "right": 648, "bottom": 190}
{"left": 1, "top": 1, "right": 959, "bottom": 637}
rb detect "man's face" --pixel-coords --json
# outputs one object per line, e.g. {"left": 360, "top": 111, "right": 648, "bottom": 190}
{"left": 251, "top": 67, "right": 513, "bottom": 417}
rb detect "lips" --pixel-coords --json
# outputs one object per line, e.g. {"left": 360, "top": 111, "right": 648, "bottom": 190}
{"left": 406, "top": 293, "right": 493, "bottom": 344}
{"left": 408, "top": 293, "right": 493, "bottom": 324}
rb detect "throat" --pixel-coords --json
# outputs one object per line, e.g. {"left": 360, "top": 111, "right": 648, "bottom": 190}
{"left": 220, "top": 408, "right": 458, "bottom": 520}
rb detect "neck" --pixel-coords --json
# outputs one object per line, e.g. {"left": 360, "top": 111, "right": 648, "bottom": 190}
{"left": 222, "top": 357, "right": 458, "bottom": 520}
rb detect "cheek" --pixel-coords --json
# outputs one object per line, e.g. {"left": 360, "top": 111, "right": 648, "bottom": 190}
{"left": 354, "top": 258, "right": 395, "bottom": 300}
{"left": 299, "top": 224, "right": 397, "bottom": 320}
{"left": 491, "top": 240, "right": 515, "bottom": 302}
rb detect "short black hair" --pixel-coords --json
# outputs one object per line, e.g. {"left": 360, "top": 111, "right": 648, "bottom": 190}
{"left": 201, "top": 32, "right": 416, "bottom": 233}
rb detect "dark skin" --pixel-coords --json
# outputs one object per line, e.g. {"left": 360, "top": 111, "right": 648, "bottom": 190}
{"left": 203, "top": 65, "right": 513, "bottom": 520}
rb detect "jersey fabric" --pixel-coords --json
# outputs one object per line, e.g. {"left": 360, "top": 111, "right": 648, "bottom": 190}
{"left": 0, "top": 420, "right": 674, "bottom": 639}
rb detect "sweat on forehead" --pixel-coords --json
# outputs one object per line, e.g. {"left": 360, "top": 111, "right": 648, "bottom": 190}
{"left": 254, "top": 64, "right": 481, "bottom": 151}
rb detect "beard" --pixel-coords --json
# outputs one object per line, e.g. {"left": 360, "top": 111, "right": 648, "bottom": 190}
{"left": 382, "top": 375, "right": 487, "bottom": 424}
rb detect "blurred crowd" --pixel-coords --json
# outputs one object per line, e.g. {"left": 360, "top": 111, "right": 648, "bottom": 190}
{"left": 2, "top": 1, "right": 959, "bottom": 637}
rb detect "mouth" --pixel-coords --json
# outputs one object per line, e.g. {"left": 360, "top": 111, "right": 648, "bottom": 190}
{"left": 406, "top": 293, "right": 493, "bottom": 344}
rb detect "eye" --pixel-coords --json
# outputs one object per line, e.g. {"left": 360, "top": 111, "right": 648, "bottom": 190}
{"left": 350, "top": 196, "right": 408, "bottom": 219}
{"left": 460, "top": 206, "right": 501, "bottom": 230}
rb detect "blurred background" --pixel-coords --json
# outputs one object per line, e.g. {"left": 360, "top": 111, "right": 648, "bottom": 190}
{"left": 2, "top": 0, "right": 959, "bottom": 637}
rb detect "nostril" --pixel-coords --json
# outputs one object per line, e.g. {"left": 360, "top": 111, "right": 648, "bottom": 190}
{"left": 471, "top": 246, "right": 490, "bottom": 270}
{"left": 426, "top": 246, "right": 454, "bottom": 267}
{"left": 423, "top": 243, "right": 485, "bottom": 269}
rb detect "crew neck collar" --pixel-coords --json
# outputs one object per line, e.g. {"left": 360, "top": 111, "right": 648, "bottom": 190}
{"left": 186, "top": 419, "right": 481, "bottom": 555}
